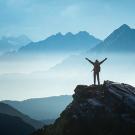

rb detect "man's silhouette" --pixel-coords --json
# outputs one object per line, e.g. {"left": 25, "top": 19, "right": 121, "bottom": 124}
{"left": 85, "top": 58, "right": 107, "bottom": 85}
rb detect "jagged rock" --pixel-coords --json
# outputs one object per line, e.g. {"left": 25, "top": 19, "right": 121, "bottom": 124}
{"left": 31, "top": 81, "right": 135, "bottom": 135}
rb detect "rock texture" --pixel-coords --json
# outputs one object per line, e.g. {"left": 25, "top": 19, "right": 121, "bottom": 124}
{"left": 31, "top": 81, "right": 135, "bottom": 135}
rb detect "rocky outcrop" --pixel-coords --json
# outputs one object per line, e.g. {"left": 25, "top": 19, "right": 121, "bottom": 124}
{"left": 32, "top": 81, "right": 135, "bottom": 135}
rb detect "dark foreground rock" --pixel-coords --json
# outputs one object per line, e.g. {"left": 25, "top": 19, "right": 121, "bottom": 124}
{"left": 31, "top": 81, "right": 135, "bottom": 135}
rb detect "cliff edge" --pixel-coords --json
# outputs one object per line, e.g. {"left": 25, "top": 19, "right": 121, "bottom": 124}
{"left": 32, "top": 81, "right": 135, "bottom": 135}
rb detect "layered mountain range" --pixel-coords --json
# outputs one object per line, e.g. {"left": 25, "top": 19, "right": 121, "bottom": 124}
{"left": 0, "top": 102, "right": 44, "bottom": 129}
{"left": 3, "top": 95, "right": 72, "bottom": 121}
{"left": 1, "top": 24, "right": 135, "bottom": 61}
{"left": 0, "top": 102, "right": 45, "bottom": 135}
{"left": 18, "top": 32, "right": 101, "bottom": 54}
{"left": 10, "top": 24, "right": 135, "bottom": 55}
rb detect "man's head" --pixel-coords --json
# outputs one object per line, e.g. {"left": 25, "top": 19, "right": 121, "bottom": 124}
{"left": 95, "top": 59, "right": 99, "bottom": 63}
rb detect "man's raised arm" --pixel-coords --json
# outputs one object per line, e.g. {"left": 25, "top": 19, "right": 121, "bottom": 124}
{"left": 100, "top": 58, "right": 107, "bottom": 64}
{"left": 85, "top": 58, "right": 94, "bottom": 65}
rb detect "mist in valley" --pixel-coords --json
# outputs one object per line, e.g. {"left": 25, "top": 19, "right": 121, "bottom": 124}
{"left": 0, "top": 52, "right": 134, "bottom": 100}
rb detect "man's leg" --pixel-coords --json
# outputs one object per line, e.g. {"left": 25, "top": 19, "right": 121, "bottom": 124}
{"left": 97, "top": 72, "right": 100, "bottom": 85}
{"left": 94, "top": 72, "right": 96, "bottom": 85}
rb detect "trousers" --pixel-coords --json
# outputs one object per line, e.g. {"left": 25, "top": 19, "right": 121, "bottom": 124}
{"left": 93, "top": 72, "right": 100, "bottom": 85}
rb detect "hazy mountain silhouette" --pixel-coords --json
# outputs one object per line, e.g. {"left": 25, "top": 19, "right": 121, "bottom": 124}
{"left": 3, "top": 95, "right": 72, "bottom": 121}
{"left": 0, "top": 37, "right": 15, "bottom": 55}
{"left": 0, "top": 35, "right": 31, "bottom": 55}
{"left": 4, "top": 35, "right": 32, "bottom": 47}
{"left": 18, "top": 31, "right": 101, "bottom": 54}
{"left": 91, "top": 24, "right": 135, "bottom": 53}
{"left": 0, "top": 102, "right": 44, "bottom": 129}
{"left": 0, "top": 113, "right": 34, "bottom": 135}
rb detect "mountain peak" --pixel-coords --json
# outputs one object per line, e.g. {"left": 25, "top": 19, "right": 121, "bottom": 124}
{"left": 65, "top": 32, "right": 74, "bottom": 37}
{"left": 91, "top": 24, "right": 135, "bottom": 53}
{"left": 118, "top": 24, "right": 131, "bottom": 31}
{"left": 120, "top": 24, "right": 130, "bottom": 28}
{"left": 77, "top": 31, "right": 90, "bottom": 36}
{"left": 55, "top": 32, "right": 63, "bottom": 36}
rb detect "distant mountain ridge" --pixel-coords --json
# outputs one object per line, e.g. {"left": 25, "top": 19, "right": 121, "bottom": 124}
{"left": 18, "top": 31, "right": 101, "bottom": 54}
{"left": 0, "top": 35, "right": 31, "bottom": 55}
{"left": 3, "top": 95, "right": 72, "bottom": 120}
{"left": 0, "top": 113, "right": 35, "bottom": 135}
{"left": 91, "top": 24, "right": 135, "bottom": 53}
{"left": 3, "top": 35, "right": 32, "bottom": 47}
{"left": 0, "top": 102, "right": 44, "bottom": 129}
{"left": 1, "top": 24, "right": 135, "bottom": 56}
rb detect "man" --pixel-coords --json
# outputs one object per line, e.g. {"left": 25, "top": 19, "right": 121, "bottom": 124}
{"left": 85, "top": 58, "right": 107, "bottom": 85}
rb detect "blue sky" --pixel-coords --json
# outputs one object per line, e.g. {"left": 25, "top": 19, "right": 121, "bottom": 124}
{"left": 0, "top": 0, "right": 135, "bottom": 41}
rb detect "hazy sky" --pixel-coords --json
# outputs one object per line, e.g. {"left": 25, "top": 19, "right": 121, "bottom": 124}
{"left": 0, "top": 0, "right": 135, "bottom": 41}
